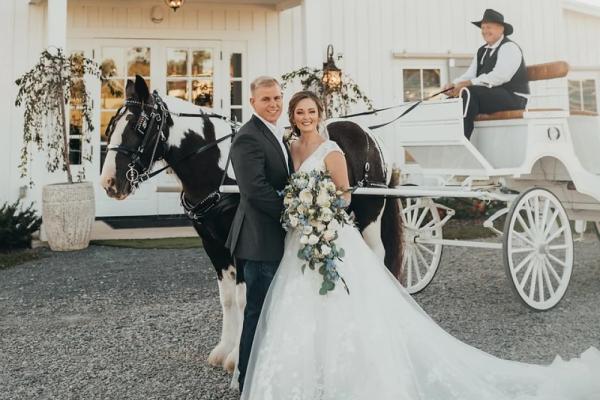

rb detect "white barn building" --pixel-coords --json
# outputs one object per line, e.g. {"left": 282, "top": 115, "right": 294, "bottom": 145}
{"left": 0, "top": 0, "right": 599, "bottom": 218}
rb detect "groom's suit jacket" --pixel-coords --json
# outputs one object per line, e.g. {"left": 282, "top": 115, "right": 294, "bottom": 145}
{"left": 225, "top": 115, "right": 293, "bottom": 262}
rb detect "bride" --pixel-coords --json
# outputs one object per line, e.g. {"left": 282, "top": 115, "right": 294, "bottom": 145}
{"left": 239, "top": 91, "right": 600, "bottom": 400}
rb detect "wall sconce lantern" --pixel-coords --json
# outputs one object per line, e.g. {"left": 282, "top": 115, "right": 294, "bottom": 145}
{"left": 322, "top": 44, "right": 342, "bottom": 91}
{"left": 164, "top": 0, "right": 185, "bottom": 12}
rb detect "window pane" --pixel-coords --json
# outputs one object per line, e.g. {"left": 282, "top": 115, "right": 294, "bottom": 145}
{"left": 100, "top": 111, "right": 116, "bottom": 142}
{"left": 101, "top": 47, "right": 124, "bottom": 77}
{"left": 192, "top": 79, "right": 213, "bottom": 107}
{"left": 403, "top": 69, "right": 421, "bottom": 102}
{"left": 101, "top": 79, "right": 125, "bottom": 109}
{"left": 127, "top": 47, "right": 151, "bottom": 77}
{"left": 167, "top": 80, "right": 189, "bottom": 101}
{"left": 568, "top": 80, "right": 582, "bottom": 111}
{"left": 582, "top": 79, "right": 597, "bottom": 113}
{"left": 69, "top": 138, "right": 82, "bottom": 165}
{"left": 191, "top": 50, "right": 213, "bottom": 77}
{"left": 71, "top": 51, "right": 85, "bottom": 78}
{"left": 422, "top": 69, "right": 441, "bottom": 98}
{"left": 70, "top": 110, "right": 83, "bottom": 137}
{"left": 230, "top": 53, "right": 242, "bottom": 78}
{"left": 167, "top": 48, "right": 188, "bottom": 77}
{"left": 231, "top": 108, "right": 242, "bottom": 122}
{"left": 70, "top": 79, "right": 85, "bottom": 107}
{"left": 231, "top": 81, "right": 242, "bottom": 106}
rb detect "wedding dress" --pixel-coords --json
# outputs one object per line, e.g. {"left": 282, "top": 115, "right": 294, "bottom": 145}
{"left": 240, "top": 140, "right": 600, "bottom": 400}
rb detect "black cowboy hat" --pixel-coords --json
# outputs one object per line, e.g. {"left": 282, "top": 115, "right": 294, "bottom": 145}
{"left": 472, "top": 9, "right": 513, "bottom": 36}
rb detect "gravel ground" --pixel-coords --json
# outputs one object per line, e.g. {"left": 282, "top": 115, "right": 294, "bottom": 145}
{"left": 1, "top": 236, "right": 599, "bottom": 400}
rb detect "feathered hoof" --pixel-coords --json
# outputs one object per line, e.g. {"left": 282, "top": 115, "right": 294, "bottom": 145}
{"left": 224, "top": 348, "right": 238, "bottom": 374}
{"left": 208, "top": 343, "right": 230, "bottom": 367}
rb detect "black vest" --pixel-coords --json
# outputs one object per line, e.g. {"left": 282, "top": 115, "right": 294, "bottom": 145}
{"left": 476, "top": 37, "right": 530, "bottom": 94}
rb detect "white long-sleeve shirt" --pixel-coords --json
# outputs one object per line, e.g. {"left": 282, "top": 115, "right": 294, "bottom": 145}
{"left": 454, "top": 35, "right": 527, "bottom": 98}
{"left": 253, "top": 112, "right": 289, "bottom": 170}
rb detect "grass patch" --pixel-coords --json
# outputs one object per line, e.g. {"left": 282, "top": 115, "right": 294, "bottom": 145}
{"left": 91, "top": 236, "right": 202, "bottom": 249}
{"left": 0, "top": 249, "right": 45, "bottom": 269}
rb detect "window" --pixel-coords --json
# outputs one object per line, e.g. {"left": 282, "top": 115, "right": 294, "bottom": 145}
{"left": 69, "top": 52, "right": 86, "bottom": 165}
{"left": 99, "top": 47, "right": 151, "bottom": 170}
{"left": 230, "top": 53, "right": 243, "bottom": 122}
{"left": 166, "top": 48, "right": 214, "bottom": 107}
{"left": 568, "top": 79, "right": 597, "bottom": 113}
{"left": 403, "top": 68, "right": 441, "bottom": 102}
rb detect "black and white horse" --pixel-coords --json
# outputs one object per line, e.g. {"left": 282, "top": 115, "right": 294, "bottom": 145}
{"left": 100, "top": 76, "right": 403, "bottom": 373}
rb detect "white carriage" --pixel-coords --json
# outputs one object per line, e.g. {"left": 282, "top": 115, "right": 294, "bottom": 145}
{"left": 370, "top": 61, "right": 600, "bottom": 310}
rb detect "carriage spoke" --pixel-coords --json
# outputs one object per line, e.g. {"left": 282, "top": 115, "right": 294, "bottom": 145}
{"left": 516, "top": 213, "right": 536, "bottom": 241}
{"left": 518, "top": 257, "right": 536, "bottom": 291}
{"left": 548, "top": 244, "right": 568, "bottom": 251}
{"left": 417, "top": 243, "right": 435, "bottom": 256}
{"left": 414, "top": 246, "right": 429, "bottom": 280}
{"left": 524, "top": 200, "right": 537, "bottom": 235}
{"left": 513, "top": 251, "right": 535, "bottom": 274}
{"left": 512, "top": 230, "right": 535, "bottom": 248}
{"left": 528, "top": 260, "right": 539, "bottom": 299}
{"left": 411, "top": 251, "right": 422, "bottom": 282}
{"left": 415, "top": 206, "right": 430, "bottom": 229}
{"left": 543, "top": 209, "right": 560, "bottom": 237}
{"left": 532, "top": 197, "right": 541, "bottom": 233}
{"left": 406, "top": 249, "right": 414, "bottom": 286}
{"left": 537, "top": 258, "right": 545, "bottom": 302}
{"left": 547, "top": 252, "right": 567, "bottom": 268}
{"left": 545, "top": 225, "right": 566, "bottom": 244}
{"left": 540, "top": 198, "right": 550, "bottom": 233}
{"left": 541, "top": 260, "right": 556, "bottom": 297}
{"left": 510, "top": 247, "right": 535, "bottom": 254}
{"left": 544, "top": 255, "right": 562, "bottom": 282}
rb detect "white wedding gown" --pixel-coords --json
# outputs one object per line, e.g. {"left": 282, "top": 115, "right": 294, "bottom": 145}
{"left": 240, "top": 140, "right": 600, "bottom": 400}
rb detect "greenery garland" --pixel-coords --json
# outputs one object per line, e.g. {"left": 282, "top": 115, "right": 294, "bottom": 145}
{"left": 15, "top": 48, "right": 100, "bottom": 185}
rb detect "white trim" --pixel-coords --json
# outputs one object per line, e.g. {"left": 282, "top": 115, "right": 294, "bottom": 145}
{"left": 562, "top": 0, "right": 600, "bottom": 18}
{"left": 276, "top": 0, "right": 301, "bottom": 11}
{"left": 47, "top": 0, "right": 67, "bottom": 49}
{"left": 393, "top": 51, "right": 472, "bottom": 60}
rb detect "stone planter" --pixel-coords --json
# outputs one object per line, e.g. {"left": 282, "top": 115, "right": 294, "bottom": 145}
{"left": 42, "top": 182, "right": 95, "bottom": 251}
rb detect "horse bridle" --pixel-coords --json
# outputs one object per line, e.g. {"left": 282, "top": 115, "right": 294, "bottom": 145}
{"left": 106, "top": 90, "right": 239, "bottom": 192}
{"left": 106, "top": 91, "right": 171, "bottom": 190}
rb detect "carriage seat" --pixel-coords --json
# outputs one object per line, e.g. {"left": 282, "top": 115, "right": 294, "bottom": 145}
{"left": 474, "top": 61, "right": 569, "bottom": 122}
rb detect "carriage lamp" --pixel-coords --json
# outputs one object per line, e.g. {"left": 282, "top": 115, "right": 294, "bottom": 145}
{"left": 164, "top": 0, "right": 185, "bottom": 12}
{"left": 322, "top": 44, "right": 342, "bottom": 91}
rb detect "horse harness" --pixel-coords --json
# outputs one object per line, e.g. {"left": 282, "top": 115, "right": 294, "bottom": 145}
{"left": 106, "top": 90, "right": 239, "bottom": 240}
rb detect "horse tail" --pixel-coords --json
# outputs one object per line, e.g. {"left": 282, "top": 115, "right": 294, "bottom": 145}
{"left": 381, "top": 170, "right": 404, "bottom": 280}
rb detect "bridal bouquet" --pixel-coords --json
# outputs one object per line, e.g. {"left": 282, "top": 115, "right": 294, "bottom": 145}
{"left": 281, "top": 170, "right": 353, "bottom": 295}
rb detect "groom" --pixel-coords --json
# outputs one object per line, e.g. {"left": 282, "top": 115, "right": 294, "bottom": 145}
{"left": 225, "top": 76, "right": 292, "bottom": 391}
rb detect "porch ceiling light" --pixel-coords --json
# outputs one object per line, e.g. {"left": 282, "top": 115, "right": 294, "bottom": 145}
{"left": 164, "top": 0, "right": 185, "bottom": 12}
{"left": 322, "top": 44, "right": 342, "bottom": 91}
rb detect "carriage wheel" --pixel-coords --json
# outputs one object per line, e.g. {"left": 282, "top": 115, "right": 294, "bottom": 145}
{"left": 400, "top": 197, "right": 443, "bottom": 294}
{"left": 502, "top": 188, "right": 573, "bottom": 311}
{"left": 594, "top": 221, "right": 600, "bottom": 242}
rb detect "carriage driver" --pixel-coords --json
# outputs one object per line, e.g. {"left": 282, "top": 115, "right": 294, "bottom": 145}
{"left": 444, "top": 9, "right": 530, "bottom": 139}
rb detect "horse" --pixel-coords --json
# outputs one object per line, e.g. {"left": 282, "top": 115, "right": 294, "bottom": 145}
{"left": 100, "top": 75, "right": 403, "bottom": 373}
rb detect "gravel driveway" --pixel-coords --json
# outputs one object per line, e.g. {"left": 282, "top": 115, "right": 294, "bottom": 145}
{"left": 1, "top": 236, "right": 599, "bottom": 399}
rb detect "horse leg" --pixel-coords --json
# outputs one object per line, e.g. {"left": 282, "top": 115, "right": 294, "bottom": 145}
{"left": 224, "top": 281, "right": 246, "bottom": 373}
{"left": 208, "top": 264, "right": 238, "bottom": 368}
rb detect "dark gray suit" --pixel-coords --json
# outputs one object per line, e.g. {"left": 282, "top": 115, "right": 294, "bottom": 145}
{"left": 225, "top": 115, "right": 292, "bottom": 391}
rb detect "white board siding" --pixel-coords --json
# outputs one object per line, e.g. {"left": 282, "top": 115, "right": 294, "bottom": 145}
{"left": 564, "top": 9, "right": 600, "bottom": 68}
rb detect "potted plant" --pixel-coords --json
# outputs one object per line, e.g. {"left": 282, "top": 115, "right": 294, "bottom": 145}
{"left": 15, "top": 47, "right": 100, "bottom": 251}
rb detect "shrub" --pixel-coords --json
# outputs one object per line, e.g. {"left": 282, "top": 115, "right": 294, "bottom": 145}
{"left": 0, "top": 200, "right": 42, "bottom": 252}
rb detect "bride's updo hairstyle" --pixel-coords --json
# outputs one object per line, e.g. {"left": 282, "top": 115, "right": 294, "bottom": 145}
{"left": 287, "top": 91, "right": 325, "bottom": 136}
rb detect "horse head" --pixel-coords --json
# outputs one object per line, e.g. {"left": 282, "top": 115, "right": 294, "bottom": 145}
{"left": 100, "top": 75, "right": 173, "bottom": 199}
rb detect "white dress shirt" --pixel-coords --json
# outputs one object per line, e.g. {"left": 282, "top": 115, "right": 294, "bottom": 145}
{"left": 253, "top": 112, "right": 289, "bottom": 170}
{"left": 454, "top": 35, "right": 527, "bottom": 98}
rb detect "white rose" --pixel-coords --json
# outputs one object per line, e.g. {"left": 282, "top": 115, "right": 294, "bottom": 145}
{"left": 307, "top": 177, "right": 316, "bottom": 189}
{"left": 321, "top": 244, "right": 331, "bottom": 256}
{"left": 302, "top": 225, "right": 313, "bottom": 235}
{"left": 299, "top": 189, "right": 313, "bottom": 205}
{"left": 323, "top": 229, "right": 336, "bottom": 241}
{"left": 284, "top": 194, "right": 293, "bottom": 206}
{"left": 289, "top": 215, "right": 299, "bottom": 227}
{"left": 297, "top": 204, "right": 307, "bottom": 214}
{"left": 316, "top": 190, "right": 331, "bottom": 207}
{"left": 315, "top": 222, "right": 326, "bottom": 232}
{"left": 327, "top": 181, "right": 336, "bottom": 192}
{"left": 321, "top": 208, "right": 333, "bottom": 222}
{"left": 308, "top": 234, "right": 319, "bottom": 245}
{"left": 296, "top": 178, "right": 308, "bottom": 189}
{"left": 300, "top": 234, "right": 309, "bottom": 244}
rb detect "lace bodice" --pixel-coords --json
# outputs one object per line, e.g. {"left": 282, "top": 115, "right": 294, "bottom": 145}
{"left": 296, "top": 140, "right": 344, "bottom": 173}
